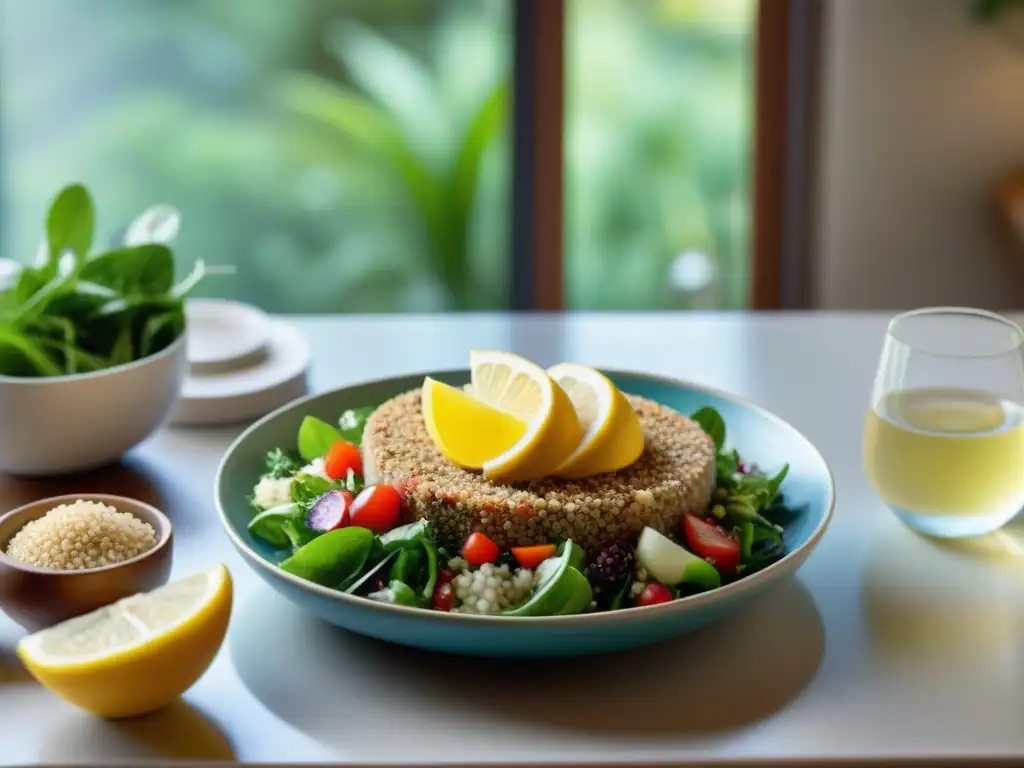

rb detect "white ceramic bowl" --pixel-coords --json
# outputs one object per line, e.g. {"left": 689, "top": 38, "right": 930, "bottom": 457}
{"left": 0, "top": 334, "right": 187, "bottom": 476}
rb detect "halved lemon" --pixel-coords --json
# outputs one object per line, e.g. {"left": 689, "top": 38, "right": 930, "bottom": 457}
{"left": 547, "top": 363, "right": 645, "bottom": 478}
{"left": 17, "top": 565, "right": 233, "bottom": 718}
{"left": 469, "top": 350, "right": 583, "bottom": 483}
{"left": 422, "top": 376, "right": 528, "bottom": 469}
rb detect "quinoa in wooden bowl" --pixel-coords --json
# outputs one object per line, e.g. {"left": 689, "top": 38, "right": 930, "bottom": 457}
{"left": 0, "top": 494, "right": 173, "bottom": 631}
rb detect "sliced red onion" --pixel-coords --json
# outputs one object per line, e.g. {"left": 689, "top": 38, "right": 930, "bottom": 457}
{"left": 306, "top": 490, "right": 351, "bottom": 532}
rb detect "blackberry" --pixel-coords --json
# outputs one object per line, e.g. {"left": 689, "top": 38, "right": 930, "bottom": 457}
{"left": 585, "top": 541, "right": 635, "bottom": 602}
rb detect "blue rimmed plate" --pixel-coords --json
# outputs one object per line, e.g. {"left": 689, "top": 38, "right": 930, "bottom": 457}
{"left": 214, "top": 370, "right": 834, "bottom": 658}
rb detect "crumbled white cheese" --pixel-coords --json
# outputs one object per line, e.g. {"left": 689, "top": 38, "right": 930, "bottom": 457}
{"left": 451, "top": 562, "right": 535, "bottom": 615}
{"left": 252, "top": 475, "right": 294, "bottom": 510}
{"left": 300, "top": 457, "right": 331, "bottom": 480}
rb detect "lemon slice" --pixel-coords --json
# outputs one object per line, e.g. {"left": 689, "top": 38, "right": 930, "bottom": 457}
{"left": 469, "top": 350, "right": 583, "bottom": 483}
{"left": 547, "top": 363, "right": 645, "bottom": 478}
{"left": 17, "top": 565, "right": 233, "bottom": 718}
{"left": 422, "top": 376, "right": 528, "bottom": 469}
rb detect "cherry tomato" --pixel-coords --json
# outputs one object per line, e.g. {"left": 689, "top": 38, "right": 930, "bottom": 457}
{"left": 349, "top": 483, "right": 402, "bottom": 533}
{"left": 636, "top": 583, "right": 673, "bottom": 607}
{"left": 682, "top": 513, "right": 741, "bottom": 573}
{"left": 432, "top": 581, "right": 454, "bottom": 612}
{"left": 511, "top": 544, "right": 557, "bottom": 570}
{"left": 324, "top": 440, "right": 362, "bottom": 479}
{"left": 438, "top": 569, "right": 457, "bottom": 585}
{"left": 462, "top": 532, "right": 499, "bottom": 566}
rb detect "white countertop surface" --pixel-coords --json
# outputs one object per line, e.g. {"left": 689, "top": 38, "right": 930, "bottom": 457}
{"left": 3, "top": 311, "right": 1024, "bottom": 766}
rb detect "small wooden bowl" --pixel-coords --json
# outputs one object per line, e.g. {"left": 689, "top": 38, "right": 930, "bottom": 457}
{"left": 0, "top": 494, "right": 173, "bottom": 632}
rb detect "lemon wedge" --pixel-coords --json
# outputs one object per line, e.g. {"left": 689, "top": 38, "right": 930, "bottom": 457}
{"left": 469, "top": 350, "right": 582, "bottom": 483}
{"left": 547, "top": 363, "right": 645, "bottom": 478}
{"left": 17, "top": 565, "right": 233, "bottom": 718}
{"left": 422, "top": 376, "right": 528, "bottom": 469}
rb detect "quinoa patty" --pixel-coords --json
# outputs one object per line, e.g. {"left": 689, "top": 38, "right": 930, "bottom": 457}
{"left": 363, "top": 389, "right": 717, "bottom": 554}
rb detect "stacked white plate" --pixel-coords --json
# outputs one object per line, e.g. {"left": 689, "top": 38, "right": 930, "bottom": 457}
{"left": 169, "top": 300, "right": 310, "bottom": 426}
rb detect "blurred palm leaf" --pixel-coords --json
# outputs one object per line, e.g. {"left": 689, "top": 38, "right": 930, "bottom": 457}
{"left": 327, "top": 20, "right": 450, "bottom": 170}
{"left": 272, "top": 22, "right": 508, "bottom": 309}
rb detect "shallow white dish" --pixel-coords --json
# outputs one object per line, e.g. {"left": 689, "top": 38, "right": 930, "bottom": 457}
{"left": 185, "top": 299, "right": 272, "bottom": 371}
{"left": 170, "top": 320, "right": 310, "bottom": 426}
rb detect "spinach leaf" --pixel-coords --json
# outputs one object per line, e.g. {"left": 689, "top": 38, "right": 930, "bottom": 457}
{"left": 248, "top": 503, "right": 302, "bottom": 549}
{"left": 0, "top": 327, "right": 62, "bottom": 376}
{"left": 7, "top": 267, "right": 47, "bottom": 309}
{"left": 297, "top": 415, "right": 343, "bottom": 462}
{"left": 79, "top": 244, "right": 175, "bottom": 295}
{"left": 391, "top": 548, "right": 424, "bottom": 585}
{"left": 281, "top": 518, "right": 320, "bottom": 551}
{"left": 375, "top": 521, "right": 438, "bottom": 599}
{"left": 45, "top": 183, "right": 94, "bottom": 269}
{"left": 247, "top": 502, "right": 319, "bottom": 552}
{"left": 278, "top": 526, "right": 374, "bottom": 587}
{"left": 139, "top": 307, "right": 184, "bottom": 358}
{"left": 109, "top": 324, "right": 135, "bottom": 366}
{"left": 378, "top": 520, "right": 432, "bottom": 551}
{"left": 420, "top": 539, "right": 439, "bottom": 600}
{"left": 691, "top": 406, "right": 726, "bottom": 452}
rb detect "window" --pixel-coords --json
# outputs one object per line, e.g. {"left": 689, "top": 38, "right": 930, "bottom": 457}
{"left": 1, "top": 1, "right": 789, "bottom": 312}
{"left": 566, "top": 0, "right": 755, "bottom": 310}
{"left": 0, "top": 0, "right": 512, "bottom": 313}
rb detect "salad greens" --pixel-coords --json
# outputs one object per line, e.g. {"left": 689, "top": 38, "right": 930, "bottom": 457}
{"left": 0, "top": 183, "right": 207, "bottom": 377}
{"left": 365, "top": 520, "right": 440, "bottom": 605}
{"left": 691, "top": 405, "right": 790, "bottom": 578}
{"left": 263, "top": 448, "right": 301, "bottom": 480}
{"left": 279, "top": 526, "right": 374, "bottom": 587}
{"left": 503, "top": 541, "right": 591, "bottom": 617}
{"left": 246, "top": 399, "right": 799, "bottom": 617}
{"left": 247, "top": 408, "right": 375, "bottom": 546}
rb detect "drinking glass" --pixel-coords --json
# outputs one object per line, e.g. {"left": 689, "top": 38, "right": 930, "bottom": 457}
{"left": 863, "top": 307, "right": 1024, "bottom": 538}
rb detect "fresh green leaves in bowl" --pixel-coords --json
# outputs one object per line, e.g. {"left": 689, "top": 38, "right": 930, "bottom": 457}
{"left": 0, "top": 183, "right": 206, "bottom": 378}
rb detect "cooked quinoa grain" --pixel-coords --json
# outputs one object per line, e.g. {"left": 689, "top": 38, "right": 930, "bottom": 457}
{"left": 4, "top": 500, "right": 157, "bottom": 571}
{"left": 364, "top": 390, "right": 716, "bottom": 554}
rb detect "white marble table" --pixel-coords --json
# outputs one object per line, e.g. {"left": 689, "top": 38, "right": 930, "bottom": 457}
{"left": 3, "top": 312, "right": 1024, "bottom": 767}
